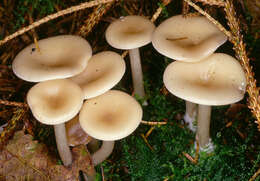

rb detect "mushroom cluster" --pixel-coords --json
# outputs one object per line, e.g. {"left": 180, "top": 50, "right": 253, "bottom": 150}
{"left": 12, "top": 35, "right": 143, "bottom": 169}
{"left": 152, "top": 15, "right": 247, "bottom": 152}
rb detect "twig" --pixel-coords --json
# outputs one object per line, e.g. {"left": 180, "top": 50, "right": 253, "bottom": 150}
{"left": 249, "top": 167, "right": 260, "bottom": 181}
{"left": 151, "top": 0, "right": 172, "bottom": 22}
{"left": 28, "top": 14, "right": 41, "bottom": 53}
{"left": 224, "top": 0, "right": 260, "bottom": 131}
{"left": 0, "top": 100, "right": 28, "bottom": 107}
{"left": 145, "top": 126, "right": 155, "bottom": 138}
{"left": 101, "top": 165, "right": 105, "bottom": 181}
{"left": 182, "top": 1, "right": 190, "bottom": 16}
{"left": 77, "top": 2, "right": 115, "bottom": 37}
{"left": 0, "top": 0, "right": 115, "bottom": 46}
{"left": 184, "top": 0, "right": 232, "bottom": 39}
{"left": 194, "top": 0, "right": 225, "bottom": 6}
{"left": 140, "top": 134, "right": 154, "bottom": 151}
{"left": 182, "top": 152, "right": 197, "bottom": 164}
{"left": 141, "top": 120, "right": 167, "bottom": 125}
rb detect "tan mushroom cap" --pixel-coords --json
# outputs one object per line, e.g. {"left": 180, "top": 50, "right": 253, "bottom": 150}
{"left": 79, "top": 90, "right": 143, "bottom": 141}
{"left": 152, "top": 15, "right": 227, "bottom": 61}
{"left": 12, "top": 35, "right": 92, "bottom": 82}
{"left": 163, "top": 53, "right": 247, "bottom": 105}
{"left": 70, "top": 51, "right": 126, "bottom": 99}
{"left": 65, "top": 115, "right": 92, "bottom": 146}
{"left": 27, "top": 79, "right": 84, "bottom": 125}
{"left": 105, "top": 16, "right": 155, "bottom": 49}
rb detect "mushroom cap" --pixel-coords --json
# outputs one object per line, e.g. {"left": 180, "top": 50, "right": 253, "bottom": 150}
{"left": 163, "top": 53, "right": 247, "bottom": 105}
{"left": 12, "top": 35, "right": 92, "bottom": 82}
{"left": 152, "top": 15, "right": 227, "bottom": 61}
{"left": 105, "top": 16, "right": 155, "bottom": 50}
{"left": 27, "top": 79, "right": 84, "bottom": 125}
{"left": 70, "top": 51, "right": 126, "bottom": 99}
{"left": 65, "top": 115, "right": 92, "bottom": 147}
{"left": 79, "top": 90, "right": 143, "bottom": 141}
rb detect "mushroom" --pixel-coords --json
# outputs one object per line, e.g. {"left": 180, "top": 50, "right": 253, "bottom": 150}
{"left": 152, "top": 15, "right": 227, "bottom": 131}
{"left": 105, "top": 16, "right": 155, "bottom": 102}
{"left": 163, "top": 53, "right": 246, "bottom": 151}
{"left": 79, "top": 90, "right": 142, "bottom": 164}
{"left": 12, "top": 35, "right": 92, "bottom": 82}
{"left": 69, "top": 51, "right": 126, "bottom": 99}
{"left": 79, "top": 90, "right": 143, "bottom": 141}
{"left": 27, "top": 79, "right": 84, "bottom": 166}
{"left": 65, "top": 115, "right": 115, "bottom": 166}
{"left": 152, "top": 15, "right": 227, "bottom": 62}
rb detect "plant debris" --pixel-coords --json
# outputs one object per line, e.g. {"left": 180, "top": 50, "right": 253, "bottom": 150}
{"left": 0, "top": 131, "right": 95, "bottom": 181}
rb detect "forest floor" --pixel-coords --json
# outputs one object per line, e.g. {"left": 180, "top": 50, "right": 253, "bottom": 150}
{"left": 0, "top": 0, "right": 260, "bottom": 180}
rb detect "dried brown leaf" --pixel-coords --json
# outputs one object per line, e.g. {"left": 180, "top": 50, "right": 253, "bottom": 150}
{"left": 0, "top": 131, "right": 95, "bottom": 181}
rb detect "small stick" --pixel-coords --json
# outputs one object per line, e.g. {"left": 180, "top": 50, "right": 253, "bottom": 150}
{"left": 182, "top": 152, "right": 197, "bottom": 164}
{"left": 249, "top": 167, "right": 260, "bottom": 181}
{"left": 151, "top": 0, "right": 172, "bottom": 23}
{"left": 184, "top": 0, "right": 232, "bottom": 39}
{"left": 194, "top": 0, "right": 224, "bottom": 6}
{"left": 77, "top": 2, "right": 114, "bottom": 37}
{"left": 141, "top": 134, "right": 154, "bottom": 151}
{"left": 0, "top": 100, "right": 27, "bottom": 107}
{"left": 145, "top": 126, "right": 155, "bottom": 138}
{"left": 182, "top": 1, "right": 190, "bottom": 16}
{"left": 29, "top": 15, "right": 41, "bottom": 53}
{"left": 141, "top": 120, "right": 167, "bottom": 125}
{"left": 0, "top": 0, "right": 115, "bottom": 46}
{"left": 101, "top": 165, "right": 105, "bottom": 181}
{"left": 224, "top": 0, "right": 260, "bottom": 131}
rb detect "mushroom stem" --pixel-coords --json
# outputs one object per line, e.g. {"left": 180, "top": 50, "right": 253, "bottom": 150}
{"left": 87, "top": 138, "right": 100, "bottom": 153}
{"left": 129, "top": 48, "right": 146, "bottom": 104}
{"left": 184, "top": 101, "right": 197, "bottom": 132}
{"left": 54, "top": 123, "right": 73, "bottom": 166}
{"left": 91, "top": 141, "right": 115, "bottom": 166}
{"left": 197, "top": 105, "right": 211, "bottom": 148}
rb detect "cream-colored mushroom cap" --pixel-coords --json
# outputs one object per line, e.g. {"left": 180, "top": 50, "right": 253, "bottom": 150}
{"left": 70, "top": 51, "right": 125, "bottom": 99}
{"left": 12, "top": 35, "right": 92, "bottom": 82}
{"left": 27, "top": 79, "right": 84, "bottom": 125}
{"left": 79, "top": 90, "right": 143, "bottom": 141}
{"left": 152, "top": 15, "right": 227, "bottom": 61}
{"left": 105, "top": 16, "right": 155, "bottom": 49}
{"left": 163, "top": 53, "right": 246, "bottom": 105}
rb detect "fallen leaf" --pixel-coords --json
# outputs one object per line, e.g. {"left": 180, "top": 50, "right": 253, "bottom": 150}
{"left": 0, "top": 131, "right": 95, "bottom": 181}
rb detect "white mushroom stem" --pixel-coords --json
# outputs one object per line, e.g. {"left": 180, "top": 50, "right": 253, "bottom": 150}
{"left": 91, "top": 141, "right": 115, "bottom": 166}
{"left": 196, "top": 105, "right": 211, "bottom": 148}
{"left": 129, "top": 48, "right": 146, "bottom": 103}
{"left": 54, "top": 123, "right": 72, "bottom": 166}
{"left": 184, "top": 101, "right": 197, "bottom": 132}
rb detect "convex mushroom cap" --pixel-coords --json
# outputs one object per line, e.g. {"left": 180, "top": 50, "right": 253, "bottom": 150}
{"left": 79, "top": 90, "right": 143, "bottom": 141}
{"left": 12, "top": 35, "right": 92, "bottom": 82}
{"left": 70, "top": 51, "right": 125, "bottom": 99}
{"left": 163, "top": 53, "right": 247, "bottom": 105}
{"left": 27, "top": 79, "right": 84, "bottom": 125}
{"left": 105, "top": 15, "right": 155, "bottom": 49}
{"left": 152, "top": 15, "right": 227, "bottom": 61}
